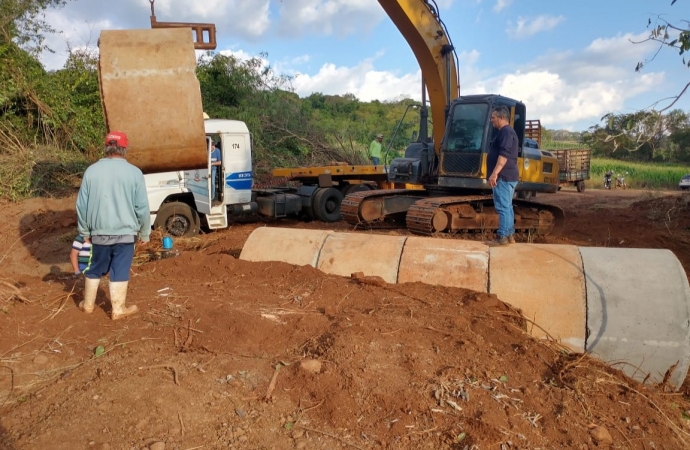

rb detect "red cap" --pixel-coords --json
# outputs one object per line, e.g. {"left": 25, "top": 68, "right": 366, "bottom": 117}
{"left": 105, "top": 131, "right": 129, "bottom": 148}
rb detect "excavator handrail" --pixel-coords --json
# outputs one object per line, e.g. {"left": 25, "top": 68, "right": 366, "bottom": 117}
{"left": 378, "top": 0, "right": 460, "bottom": 154}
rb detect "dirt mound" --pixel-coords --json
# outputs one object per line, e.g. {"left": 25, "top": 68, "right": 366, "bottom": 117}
{"left": 1, "top": 191, "right": 690, "bottom": 449}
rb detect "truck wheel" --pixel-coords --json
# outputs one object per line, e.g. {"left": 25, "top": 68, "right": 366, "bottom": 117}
{"left": 313, "top": 188, "right": 343, "bottom": 222}
{"left": 576, "top": 181, "right": 586, "bottom": 192}
{"left": 154, "top": 202, "right": 200, "bottom": 237}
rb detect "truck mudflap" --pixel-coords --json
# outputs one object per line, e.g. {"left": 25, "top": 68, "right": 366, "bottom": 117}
{"left": 98, "top": 29, "right": 207, "bottom": 173}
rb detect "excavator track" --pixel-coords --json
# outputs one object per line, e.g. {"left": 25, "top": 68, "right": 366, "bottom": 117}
{"left": 406, "top": 196, "right": 565, "bottom": 236}
{"left": 342, "top": 190, "right": 565, "bottom": 237}
{"left": 341, "top": 189, "right": 425, "bottom": 228}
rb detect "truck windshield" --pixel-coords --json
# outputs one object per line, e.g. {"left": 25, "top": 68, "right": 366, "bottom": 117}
{"left": 444, "top": 103, "right": 489, "bottom": 153}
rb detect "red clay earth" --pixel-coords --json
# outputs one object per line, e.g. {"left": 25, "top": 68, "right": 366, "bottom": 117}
{"left": 1, "top": 188, "right": 689, "bottom": 450}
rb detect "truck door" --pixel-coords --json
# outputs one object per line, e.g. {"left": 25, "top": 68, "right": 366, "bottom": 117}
{"left": 222, "top": 133, "right": 253, "bottom": 204}
{"left": 183, "top": 137, "right": 214, "bottom": 215}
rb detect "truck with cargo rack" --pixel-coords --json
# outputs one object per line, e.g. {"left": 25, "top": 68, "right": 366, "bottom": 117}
{"left": 524, "top": 120, "right": 591, "bottom": 193}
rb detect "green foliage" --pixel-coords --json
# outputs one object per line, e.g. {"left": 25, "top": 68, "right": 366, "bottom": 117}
{"left": 0, "top": 0, "right": 68, "bottom": 55}
{"left": 0, "top": 0, "right": 100, "bottom": 201}
{"left": 196, "top": 52, "right": 423, "bottom": 179}
{"left": 589, "top": 158, "right": 690, "bottom": 190}
{"left": 541, "top": 141, "right": 584, "bottom": 150}
{"left": 583, "top": 109, "right": 690, "bottom": 163}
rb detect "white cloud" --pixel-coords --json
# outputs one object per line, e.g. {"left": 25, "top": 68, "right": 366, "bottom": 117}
{"left": 290, "top": 58, "right": 421, "bottom": 102}
{"left": 290, "top": 54, "right": 311, "bottom": 65}
{"left": 467, "top": 32, "right": 666, "bottom": 129}
{"left": 40, "top": 0, "right": 271, "bottom": 70}
{"left": 507, "top": 15, "right": 565, "bottom": 39}
{"left": 493, "top": 0, "right": 512, "bottom": 13}
{"left": 276, "top": 0, "right": 383, "bottom": 38}
{"left": 216, "top": 28, "right": 667, "bottom": 131}
{"left": 433, "top": 0, "right": 458, "bottom": 8}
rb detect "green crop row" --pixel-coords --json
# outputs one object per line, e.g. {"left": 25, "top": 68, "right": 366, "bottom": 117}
{"left": 583, "top": 158, "right": 690, "bottom": 190}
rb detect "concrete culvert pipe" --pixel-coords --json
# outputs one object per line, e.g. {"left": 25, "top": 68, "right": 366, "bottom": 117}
{"left": 240, "top": 227, "right": 690, "bottom": 390}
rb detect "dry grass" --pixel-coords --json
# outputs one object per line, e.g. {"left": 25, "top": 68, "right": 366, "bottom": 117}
{"left": 132, "top": 229, "right": 210, "bottom": 265}
{"left": 0, "top": 279, "right": 33, "bottom": 309}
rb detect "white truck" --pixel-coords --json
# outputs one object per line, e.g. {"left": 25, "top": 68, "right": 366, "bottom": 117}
{"left": 144, "top": 118, "right": 353, "bottom": 236}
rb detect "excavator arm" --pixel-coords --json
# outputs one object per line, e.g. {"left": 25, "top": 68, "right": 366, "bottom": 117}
{"left": 378, "top": 0, "right": 459, "bottom": 154}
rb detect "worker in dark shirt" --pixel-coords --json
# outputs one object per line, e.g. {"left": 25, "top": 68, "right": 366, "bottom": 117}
{"left": 486, "top": 105, "right": 519, "bottom": 246}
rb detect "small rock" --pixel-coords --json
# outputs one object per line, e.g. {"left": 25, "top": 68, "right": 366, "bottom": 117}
{"left": 135, "top": 418, "right": 149, "bottom": 430}
{"left": 295, "top": 439, "right": 308, "bottom": 449}
{"left": 299, "top": 359, "right": 322, "bottom": 374}
{"left": 33, "top": 355, "right": 48, "bottom": 365}
{"left": 149, "top": 442, "right": 166, "bottom": 450}
{"left": 351, "top": 274, "right": 386, "bottom": 287}
{"left": 292, "top": 429, "right": 304, "bottom": 439}
{"left": 60, "top": 217, "right": 76, "bottom": 228}
{"left": 235, "top": 409, "right": 246, "bottom": 418}
{"left": 589, "top": 425, "right": 613, "bottom": 446}
{"left": 96, "top": 401, "right": 111, "bottom": 411}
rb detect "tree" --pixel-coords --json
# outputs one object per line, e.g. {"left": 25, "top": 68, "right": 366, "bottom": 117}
{"left": 0, "top": 0, "right": 68, "bottom": 55}
{"left": 634, "top": 0, "right": 689, "bottom": 111}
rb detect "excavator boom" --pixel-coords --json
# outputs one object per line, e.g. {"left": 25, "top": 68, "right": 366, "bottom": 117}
{"left": 378, "top": 0, "right": 459, "bottom": 153}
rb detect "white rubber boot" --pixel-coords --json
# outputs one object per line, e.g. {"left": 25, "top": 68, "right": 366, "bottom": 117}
{"left": 109, "top": 281, "right": 138, "bottom": 320}
{"left": 79, "top": 277, "right": 100, "bottom": 313}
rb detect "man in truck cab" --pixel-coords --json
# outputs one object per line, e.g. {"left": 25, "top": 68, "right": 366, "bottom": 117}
{"left": 76, "top": 131, "right": 150, "bottom": 320}
{"left": 211, "top": 140, "right": 221, "bottom": 201}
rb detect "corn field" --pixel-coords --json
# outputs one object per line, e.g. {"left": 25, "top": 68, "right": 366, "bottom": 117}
{"left": 587, "top": 158, "right": 690, "bottom": 190}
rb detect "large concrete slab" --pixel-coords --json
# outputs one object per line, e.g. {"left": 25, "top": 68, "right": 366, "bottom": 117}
{"left": 317, "top": 233, "right": 407, "bottom": 284}
{"left": 99, "top": 29, "right": 207, "bottom": 173}
{"left": 489, "top": 244, "right": 587, "bottom": 352}
{"left": 399, "top": 237, "right": 489, "bottom": 292}
{"left": 581, "top": 247, "right": 690, "bottom": 389}
{"left": 239, "top": 228, "right": 333, "bottom": 267}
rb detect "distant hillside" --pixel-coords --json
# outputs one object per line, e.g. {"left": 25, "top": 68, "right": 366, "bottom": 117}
{"left": 546, "top": 129, "right": 584, "bottom": 142}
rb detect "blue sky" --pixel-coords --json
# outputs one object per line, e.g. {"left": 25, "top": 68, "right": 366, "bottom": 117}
{"left": 41, "top": 0, "right": 689, "bottom": 131}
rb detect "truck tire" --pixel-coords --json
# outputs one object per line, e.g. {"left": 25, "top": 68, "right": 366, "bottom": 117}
{"left": 154, "top": 202, "right": 200, "bottom": 237}
{"left": 576, "top": 181, "right": 586, "bottom": 192}
{"left": 312, "top": 187, "right": 343, "bottom": 223}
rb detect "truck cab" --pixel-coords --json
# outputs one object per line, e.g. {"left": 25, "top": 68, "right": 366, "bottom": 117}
{"left": 144, "top": 119, "right": 256, "bottom": 236}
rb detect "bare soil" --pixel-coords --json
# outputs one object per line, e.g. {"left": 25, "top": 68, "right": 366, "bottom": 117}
{"left": 1, "top": 188, "right": 690, "bottom": 450}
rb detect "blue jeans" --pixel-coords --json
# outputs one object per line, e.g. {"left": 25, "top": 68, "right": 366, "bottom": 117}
{"left": 370, "top": 157, "right": 381, "bottom": 165}
{"left": 493, "top": 180, "right": 517, "bottom": 238}
{"left": 211, "top": 167, "right": 218, "bottom": 199}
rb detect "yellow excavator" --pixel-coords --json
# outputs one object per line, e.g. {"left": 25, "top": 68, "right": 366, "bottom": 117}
{"left": 136, "top": 0, "right": 562, "bottom": 238}
{"left": 340, "top": 0, "right": 564, "bottom": 236}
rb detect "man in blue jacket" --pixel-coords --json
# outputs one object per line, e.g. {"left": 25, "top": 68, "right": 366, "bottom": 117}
{"left": 76, "top": 131, "right": 150, "bottom": 319}
{"left": 487, "top": 106, "right": 519, "bottom": 246}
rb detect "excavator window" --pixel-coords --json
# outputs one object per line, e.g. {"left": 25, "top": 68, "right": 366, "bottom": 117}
{"left": 445, "top": 104, "right": 488, "bottom": 153}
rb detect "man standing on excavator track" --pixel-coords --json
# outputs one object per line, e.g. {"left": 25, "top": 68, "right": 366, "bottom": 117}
{"left": 487, "top": 106, "right": 519, "bottom": 246}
